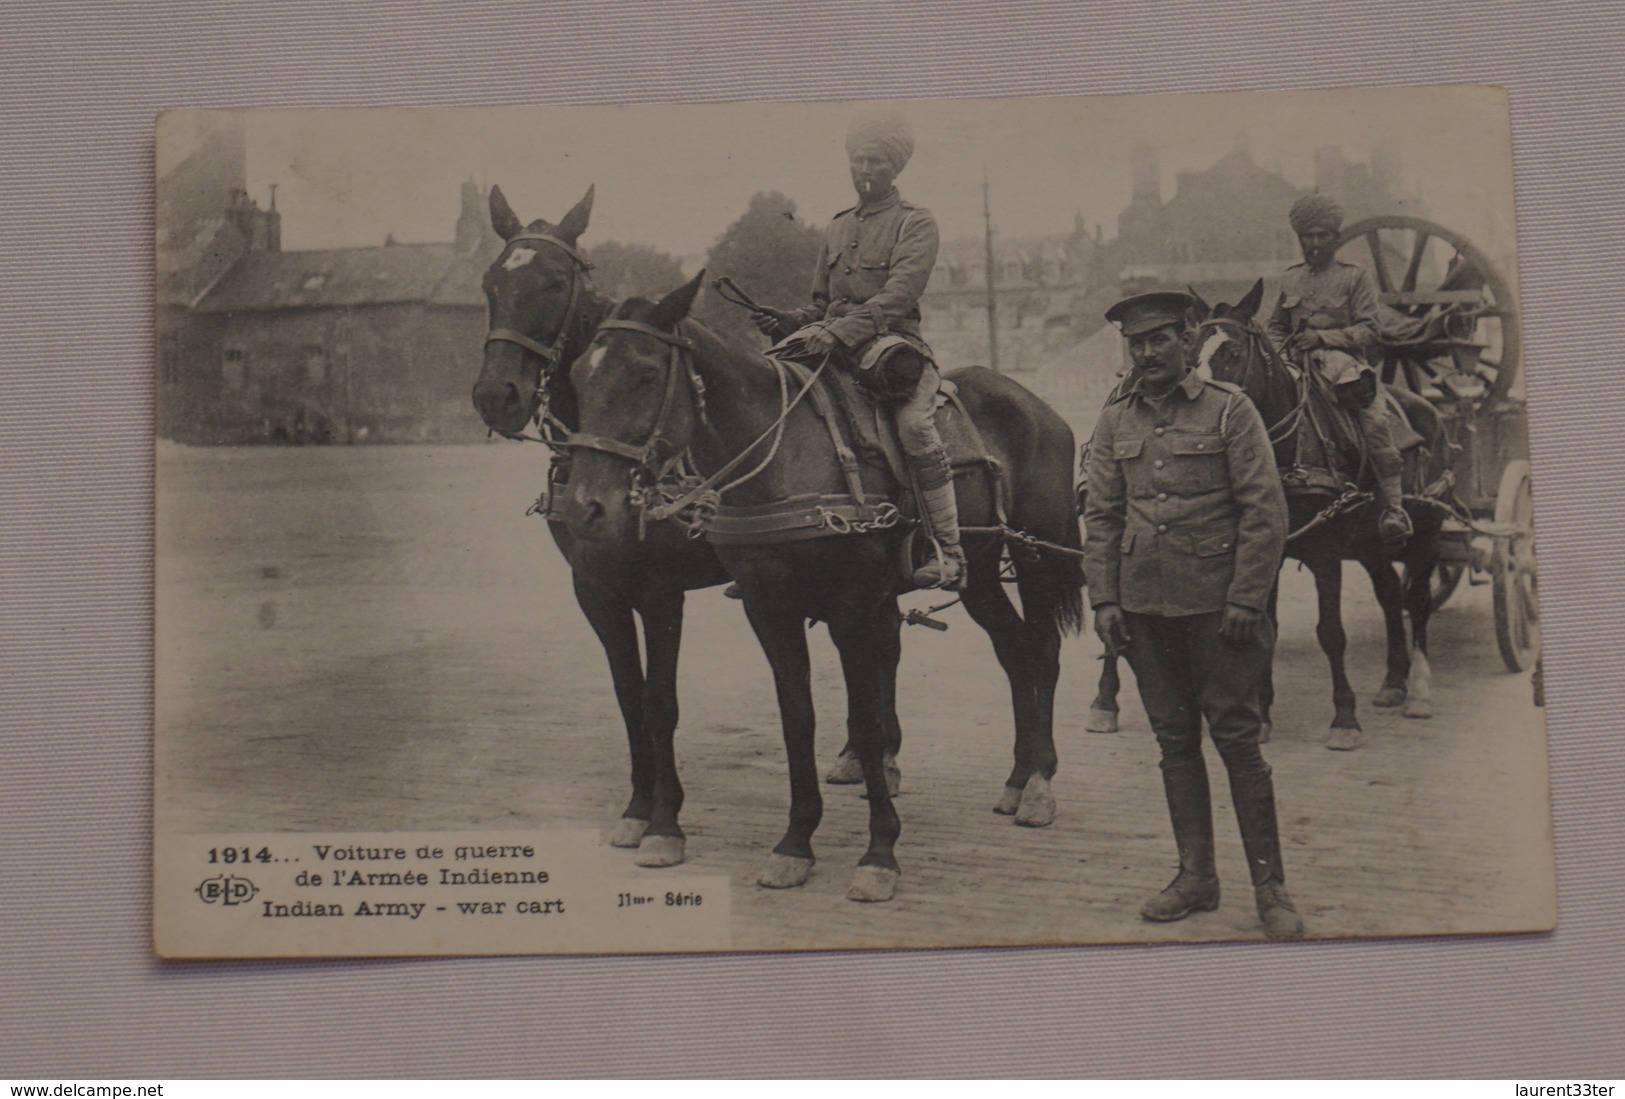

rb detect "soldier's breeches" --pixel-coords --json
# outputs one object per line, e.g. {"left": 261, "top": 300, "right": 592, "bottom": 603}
{"left": 1123, "top": 610, "right": 1276, "bottom": 775}
{"left": 1357, "top": 400, "right": 1404, "bottom": 485}
{"left": 895, "top": 362, "right": 944, "bottom": 457}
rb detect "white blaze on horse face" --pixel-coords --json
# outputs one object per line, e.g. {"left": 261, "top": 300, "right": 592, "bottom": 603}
{"left": 579, "top": 344, "right": 607, "bottom": 381}
{"left": 1197, "top": 329, "right": 1228, "bottom": 381}
{"left": 502, "top": 247, "right": 538, "bottom": 271}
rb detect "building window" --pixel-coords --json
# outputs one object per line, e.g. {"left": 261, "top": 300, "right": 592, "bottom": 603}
{"left": 303, "top": 344, "right": 328, "bottom": 385}
{"left": 222, "top": 347, "right": 245, "bottom": 389}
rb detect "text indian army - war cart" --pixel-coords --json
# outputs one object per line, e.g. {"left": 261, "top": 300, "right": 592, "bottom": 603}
{"left": 1335, "top": 214, "right": 1538, "bottom": 675}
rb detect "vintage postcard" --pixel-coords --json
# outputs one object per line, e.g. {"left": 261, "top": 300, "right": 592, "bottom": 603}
{"left": 154, "top": 86, "right": 1552, "bottom": 957}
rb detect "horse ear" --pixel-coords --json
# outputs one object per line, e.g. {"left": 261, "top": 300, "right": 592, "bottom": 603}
{"left": 1236, "top": 278, "right": 1265, "bottom": 321}
{"left": 556, "top": 184, "right": 595, "bottom": 243}
{"left": 1186, "top": 286, "right": 1211, "bottom": 322}
{"left": 489, "top": 185, "right": 523, "bottom": 241}
{"left": 650, "top": 269, "right": 706, "bottom": 329}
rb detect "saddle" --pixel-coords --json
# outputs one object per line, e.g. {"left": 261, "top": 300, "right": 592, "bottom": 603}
{"left": 1289, "top": 372, "right": 1430, "bottom": 497}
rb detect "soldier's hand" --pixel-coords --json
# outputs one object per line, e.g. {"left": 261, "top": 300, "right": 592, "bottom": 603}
{"left": 804, "top": 327, "right": 838, "bottom": 355}
{"left": 1289, "top": 330, "right": 1323, "bottom": 355}
{"left": 1219, "top": 603, "right": 1264, "bottom": 646}
{"left": 1094, "top": 604, "right": 1131, "bottom": 656}
{"left": 752, "top": 309, "right": 790, "bottom": 338}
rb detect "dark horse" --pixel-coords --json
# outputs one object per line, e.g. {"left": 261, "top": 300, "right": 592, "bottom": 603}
{"left": 1189, "top": 280, "right": 1448, "bottom": 747}
{"left": 470, "top": 185, "right": 732, "bottom": 868}
{"left": 563, "top": 273, "right": 1085, "bottom": 901}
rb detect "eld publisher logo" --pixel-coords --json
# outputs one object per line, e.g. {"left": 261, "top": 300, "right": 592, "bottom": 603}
{"left": 196, "top": 875, "right": 258, "bottom": 906}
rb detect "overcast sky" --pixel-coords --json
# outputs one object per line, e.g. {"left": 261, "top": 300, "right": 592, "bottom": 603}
{"left": 174, "top": 86, "right": 1516, "bottom": 266}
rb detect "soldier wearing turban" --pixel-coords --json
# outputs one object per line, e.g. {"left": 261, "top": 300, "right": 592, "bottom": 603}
{"left": 1267, "top": 193, "right": 1412, "bottom": 545}
{"left": 752, "top": 113, "right": 963, "bottom": 590}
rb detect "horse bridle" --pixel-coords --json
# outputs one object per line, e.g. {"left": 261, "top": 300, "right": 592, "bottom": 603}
{"left": 483, "top": 232, "right": 593, "bottom": 441}
{"left": 566, "top": 319, "right": 701, "bottom": 492}
{"left": 1198, "top": 315, "right": 1308, "bottom": 446}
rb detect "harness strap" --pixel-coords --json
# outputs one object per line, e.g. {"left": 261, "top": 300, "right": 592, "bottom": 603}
{"left": 597, "top": 319, "right": 694, "bottom": 349}
{"left": 486, "top": 327, "right": 562, "bottom": 363}
{"left": 795, "top": 364, "right": 873, "bottom": 519}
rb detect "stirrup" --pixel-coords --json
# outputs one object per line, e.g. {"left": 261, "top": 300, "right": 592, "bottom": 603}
{"left": 911, "top": 543, "right": 966, "bottom": 591}
{"left": 1378, "top": 506, "right": 1413, "bottom": 545}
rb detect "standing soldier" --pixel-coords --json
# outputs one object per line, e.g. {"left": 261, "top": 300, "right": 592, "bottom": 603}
{"left": 1267, "top": 193, "right": 1411, "bottom": 544}
{"left": 1082, "top": 291, "right": 1304, "bottom": 940}
{"left": 752, "top": 114, "right": 963, "bottom": 589}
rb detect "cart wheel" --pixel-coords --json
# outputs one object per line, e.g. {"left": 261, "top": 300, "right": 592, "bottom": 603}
{"left": 1492, "top": 459, "right": 1540, "bottom": 672}
{"left": 1430, "top": 560, "right": 1466, "bottom": 611}
{"left": 1338, "top": 215, "right": 1521, "bottom": 401}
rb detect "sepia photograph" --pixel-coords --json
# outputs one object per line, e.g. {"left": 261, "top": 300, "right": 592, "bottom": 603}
{"left": 153, "top": 86, "right": 1552, "bottom": 957}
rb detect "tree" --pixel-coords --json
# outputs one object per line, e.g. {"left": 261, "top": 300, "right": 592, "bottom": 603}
{"left": 584, "top": 241, "right": 688, "bottom": 301}
{"left": 697, "top": 191, "right": 823, "bottom": 345}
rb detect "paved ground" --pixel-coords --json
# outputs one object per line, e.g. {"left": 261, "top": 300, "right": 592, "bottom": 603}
{"left": 156, "top": 442, "right": 1555, "bottom": 949}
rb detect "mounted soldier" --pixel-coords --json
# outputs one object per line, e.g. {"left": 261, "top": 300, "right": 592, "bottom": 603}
{"left": 751, "top": 113, "right": 964, "bottom": 590}
{"left": 1267, "top": 193, "right": 1412, "bottom": 545}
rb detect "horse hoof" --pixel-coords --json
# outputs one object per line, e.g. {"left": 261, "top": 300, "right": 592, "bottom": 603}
{"left": 757, "top": 854, "right": 814, "bottom": 889}
{"left": 609, "top": 818, "right": 648, "bottom": 848}
{"left": 847, "top": 865, "right": 900, "bottom": 903}
{"left": 993, "top": 785, "right": 1022, "bottom": 816}
{"left": 1403, "top": 698, "right": 1434, "bottom": 720}
{"left": 1015, "top": 774, "right": 1056, "bottom": 828}
{"left": 1326, "top": 725, "right": 1365, "bottom": 751}
{"left": 1086, "top": 707, "right": 1119, "bottom": 734}
{"left": 1260, "top": 721, "right": 1273, "bottom": 745}
{"left": 825, "top": 752, "right": 864, "bottom": 785}
{"left": 634, "top": 834, "right": 685, "bottom": 868}
{"left": 1373, "top": 687, "right": 1406, "bottom": 708}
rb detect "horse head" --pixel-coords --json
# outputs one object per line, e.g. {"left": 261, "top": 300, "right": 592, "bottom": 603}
{"left": 563, "top": 271, "right": 707, "bottom": 542}
{"left": 1191, "top": 278, "right": 1269, "bottom": 388}
{"left": 472, "top": 184, "right": 598, "bottom": 437}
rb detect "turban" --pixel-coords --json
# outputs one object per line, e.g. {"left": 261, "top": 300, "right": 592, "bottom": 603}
{"left": 1289, "top": 193, "right": 1345, "bottom": 235}
{"left": 845, "top": 113, "right": 915, "bottom": 173}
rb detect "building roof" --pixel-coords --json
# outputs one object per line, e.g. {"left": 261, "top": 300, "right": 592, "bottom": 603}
{"left": 194, "top": 243, "right": 458, "bottom": 313}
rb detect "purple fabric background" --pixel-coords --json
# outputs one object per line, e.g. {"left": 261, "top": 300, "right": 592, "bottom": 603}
{"left": 3, "top": 0, "right": 1621, "bottom": 1078}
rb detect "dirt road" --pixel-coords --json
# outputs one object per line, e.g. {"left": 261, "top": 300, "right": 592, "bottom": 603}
{"left": 156, "top": 442, "right": 1554, "bottom": 949}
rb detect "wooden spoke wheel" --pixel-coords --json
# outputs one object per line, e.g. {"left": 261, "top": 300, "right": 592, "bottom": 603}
{"left": 1337, "top": 215, "right": 1522, "bottom": 402}
{"left": 1492, "top": 459, "right": 1540, "bottom": 672}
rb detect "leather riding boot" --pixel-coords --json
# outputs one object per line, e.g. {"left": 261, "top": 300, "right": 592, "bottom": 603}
{"left": 908, "top": 451, "right": 966, "bottom": 591}
{"left": 1141, "top": 756, "right": 1221, "bottom": 922}
{"left": 1359, "top": 400, "right": 1413, "bottom": 545}
{"left": 1227, "top": 767, "right": 1305, "bottom": 940}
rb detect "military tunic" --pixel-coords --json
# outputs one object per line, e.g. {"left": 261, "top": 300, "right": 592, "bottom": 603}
{"left": 1265, "top": 259, "right": 1380, "bottom": 387}
{"left": 788, "top": 188, "right": 938, "bottom": 350}
{"left": 1083, "top": 371, "right": 1287, "bottom": 618}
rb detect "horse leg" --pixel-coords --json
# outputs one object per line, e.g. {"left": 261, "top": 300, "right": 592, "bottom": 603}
{"left": 961, "top": 553, "right": 1053, "bottom": 826}
{"left": 827, "top": 602, "right": 901, "bottom": 791}
{"left": 741, "top": 598, "right": 822, "bottom": 889}
{"left": 632, "top": 588, "right": 688, "bottom": 868}
{"left": 1308, "top": 557, "right": 1363, "bottom": 750}
{"left": 1402, "top": 559, "right": 1435, "bottom": 719}
{"left": 572, "top": 573, "right": 652, "bottom": 847}
{"left": 1364, "top": 556, "right": 1411, "bottom": 709}
{"left": 828, "top": 600, "right": 905, "bottom": 902}
{"left": 1087, "top": 654, "right": 1121, "bottom": 734}
{"left": 1260, "top": 579, "right": 1281, "bottom": 743}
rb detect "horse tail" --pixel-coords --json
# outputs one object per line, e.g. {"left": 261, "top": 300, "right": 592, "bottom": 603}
{"left": 1022, "top": 509, "right": 1087, "bottom": 639}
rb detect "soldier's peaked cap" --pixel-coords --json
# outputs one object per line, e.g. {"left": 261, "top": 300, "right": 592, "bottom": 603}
{"left": 1106, "top": 291, "right": 1194, "bottom": 337}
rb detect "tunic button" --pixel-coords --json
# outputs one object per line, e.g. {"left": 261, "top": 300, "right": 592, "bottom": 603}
{"left": 1157, "top": 524, "right": 1168, "bottom": 533}
{"left": 849, "top": 242, "right": 858, "bottom": 249}
{"left": 844, "top": 267, "right": 853, "bottom": 275}
{"left": 1154, "top": 427, "right": 1166, "bottom": 436}
{"left": 1153, "top": 459, "right": 1165, "bottom": 469}
{"left": 1157, "top": 492, "right": 1168, "bottom": 502}
{"left": 1196, "top": 443, "right": 1206, "bottom": 450}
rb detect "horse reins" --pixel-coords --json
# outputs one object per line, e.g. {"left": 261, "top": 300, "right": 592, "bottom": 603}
{"left": 484, "top": 232, "right": 593, "bottom": 446}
